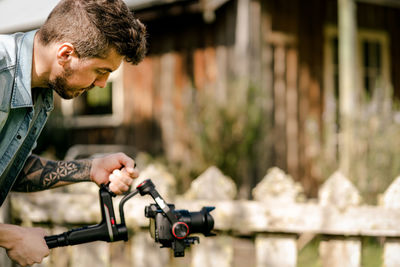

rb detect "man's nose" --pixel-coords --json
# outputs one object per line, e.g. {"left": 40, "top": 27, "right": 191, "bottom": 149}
{"left": 94, "top": 74, "right": 110, "bottom": 88}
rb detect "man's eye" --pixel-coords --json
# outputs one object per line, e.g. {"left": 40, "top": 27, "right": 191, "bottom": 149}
{"left": 96, "top": 70, "right": 107, "bottom": 75}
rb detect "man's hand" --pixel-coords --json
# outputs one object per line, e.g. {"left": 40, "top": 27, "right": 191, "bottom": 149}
{"left": 90, "top": 153, "right": 139, "bottom": 194}
{"left": 1, "top": 224, "right": 50, "bottom": 266}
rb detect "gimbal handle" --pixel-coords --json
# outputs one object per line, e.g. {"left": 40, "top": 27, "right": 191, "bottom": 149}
{"left": 45, "top": 185, "right": 128, "bottom": 248}
{"left": 44, "top": 180, "right": 180, "bottom": 249}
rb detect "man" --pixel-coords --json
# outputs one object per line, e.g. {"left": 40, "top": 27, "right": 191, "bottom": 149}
{"left": 0, "top": 0, "right": 147, "bottom": 265}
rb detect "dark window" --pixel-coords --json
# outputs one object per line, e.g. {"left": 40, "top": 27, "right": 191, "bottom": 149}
{"left": 362, "top": 40, "right": 382, "bottom": 97}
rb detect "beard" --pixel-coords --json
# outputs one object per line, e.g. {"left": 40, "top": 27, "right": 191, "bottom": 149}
{"left": 47, "top": 67, "right": 94, "bottom": 99}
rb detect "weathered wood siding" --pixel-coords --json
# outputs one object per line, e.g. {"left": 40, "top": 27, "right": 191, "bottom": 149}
{"left": 54, "top": 0, "right": 400, "bottom": 197}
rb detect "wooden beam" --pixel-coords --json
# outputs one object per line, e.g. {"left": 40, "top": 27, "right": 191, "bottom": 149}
{"left": 356, "top": 0, "right": 400, "bottom": 8}
{"left": 338, "top": 0, "right": 358, "bottom": 175}
{"left": 11, "top": 193, "right": 400, "bottom": 237}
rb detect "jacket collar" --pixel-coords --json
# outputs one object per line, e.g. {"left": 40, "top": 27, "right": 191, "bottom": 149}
{"left": 11, "top": 30, "right": 38, "bottom": 109}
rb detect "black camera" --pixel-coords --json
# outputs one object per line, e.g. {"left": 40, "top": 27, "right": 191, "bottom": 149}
{"left": 136, "top": 179, "right": 215, "bottom": 257}
{"left": 145, "top": 204, "right": 215, "bottom": 256}
{"left": 45, "top": 179, "right": 216, "bottom": 258}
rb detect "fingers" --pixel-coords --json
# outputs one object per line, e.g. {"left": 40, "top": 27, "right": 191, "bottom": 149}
{"left": 115, "top": 153, "right": 136, "bottom": 172}
{"left": 6, "top": 226, "right": 50, "bottom": 266}
{"left": 109, "top": 169, "right": 136, "bottom": 195}
{"left": 110, "top": 153, "right": 139, "bottom": 195}
{"left": 90, "top": 152, "right": 140, "bottom": 193}
{"left": 113, "top": 153, "right": 139, "bottom": 179}
{"left": 126, "top": 165, "right": 140, "bottom": 179}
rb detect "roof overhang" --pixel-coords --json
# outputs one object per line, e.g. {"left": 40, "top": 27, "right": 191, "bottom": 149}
{"left": 124, "top": 0, "right": 192, "bottom": 9}
{"left": 0, "top": 0, "right": 229, "bottom": 33}
{"left": 0, "top": 0, "right": 60, "bottom": 33}
{"left": 357, "top": 0, "right": 400, "bottom": 8}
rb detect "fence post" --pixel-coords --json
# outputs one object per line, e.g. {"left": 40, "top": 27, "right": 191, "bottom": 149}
{"left": 253, "top": 167, "right": 303, "bottom": 267}
{"left": 70, "top": 242, "right": 110, "bottom": 267}
{"left": 382, "top": 175, "right": 400, "bottom": 267}
{"left": 130, "top": 164, "right": 175, "bottom": 267}
{"left": 318, "top": 171, "right": 361, "bottom": 267}
{"left": 188, "top": 166, "right": 237, "bottom": 267}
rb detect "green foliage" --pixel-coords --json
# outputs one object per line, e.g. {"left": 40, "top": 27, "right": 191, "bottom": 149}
{"left": 198, "top": 86, "right": 261, "bottom": 177}
{"left": 319, "top": 82, "right": 400, "bottom": 203}
{"left": 298, "top": 236, "right": 383, "bottom": 267}
{"left": 173, "top": 83, "right": 272, "bottom": 196}
{"left": 361, "top": 237, "right": 383, "bottom": 267}
{"left": 297, "top": 237, "right": 322, "bottom": 267}
{"left": 349, "top": 85, "right": 400, "bottom": 203}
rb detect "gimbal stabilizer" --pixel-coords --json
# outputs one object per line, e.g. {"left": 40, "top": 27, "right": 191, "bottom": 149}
{"left": 44, "top": 179, "right": 215, "bottom": 257}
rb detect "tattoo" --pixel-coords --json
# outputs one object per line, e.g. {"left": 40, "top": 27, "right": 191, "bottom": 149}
{"left": 12, "top": 155, "right": 92, "bottom": 192}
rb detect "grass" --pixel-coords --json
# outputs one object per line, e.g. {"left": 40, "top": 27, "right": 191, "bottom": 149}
{"left": 298, "top": 236, "right": 383, "bottom": 267}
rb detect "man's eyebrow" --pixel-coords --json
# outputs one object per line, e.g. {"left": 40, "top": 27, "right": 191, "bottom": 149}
{"left": 98, "top": 67, "right": 113, "bottom": 73}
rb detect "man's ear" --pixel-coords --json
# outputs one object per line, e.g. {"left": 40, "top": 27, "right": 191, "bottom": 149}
{"left": 57, "top": 43, "right": 75, "bottom": 66}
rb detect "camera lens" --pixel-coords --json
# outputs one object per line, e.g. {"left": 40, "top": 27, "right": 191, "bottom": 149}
{"left": 176, "top": 207, "right": 215, "bottom": 236}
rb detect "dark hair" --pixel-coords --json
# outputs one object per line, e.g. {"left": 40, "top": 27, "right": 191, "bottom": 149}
{"left": 38, "top": 0, "right": 147, "bottom": 65}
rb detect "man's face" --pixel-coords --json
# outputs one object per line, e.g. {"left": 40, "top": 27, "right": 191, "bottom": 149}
{"left": 49, "top": 48, "right": 123, "bottom": 99}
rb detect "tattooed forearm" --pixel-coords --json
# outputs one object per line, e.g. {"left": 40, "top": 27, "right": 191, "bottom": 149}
{"left": 12, "top": 154, "right": 92, "bottom": 192}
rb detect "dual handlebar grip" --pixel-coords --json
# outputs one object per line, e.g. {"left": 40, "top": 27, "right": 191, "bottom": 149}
{"left": 45, "top": 179, "right": 159, "bottom": 249}
{"left": 45, "top": 183, "right": 129, "bottom": 249}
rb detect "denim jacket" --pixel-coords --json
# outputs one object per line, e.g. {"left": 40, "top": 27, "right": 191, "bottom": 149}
{"left": 0, "top": 30, "right": 53, "bottom": 206}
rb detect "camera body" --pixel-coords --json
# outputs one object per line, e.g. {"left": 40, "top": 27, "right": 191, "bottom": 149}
{"left": 145, "top": 203, "right": 215, "bottom": 256}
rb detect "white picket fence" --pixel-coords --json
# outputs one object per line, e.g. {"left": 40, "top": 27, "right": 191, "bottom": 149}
{"left": 3, "top": 164, "right": 400, "bottom": 267}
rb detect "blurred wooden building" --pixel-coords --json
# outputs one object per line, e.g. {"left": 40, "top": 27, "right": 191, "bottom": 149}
{"left": 1, "top": 0, "right": 400, "bottom": 195}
